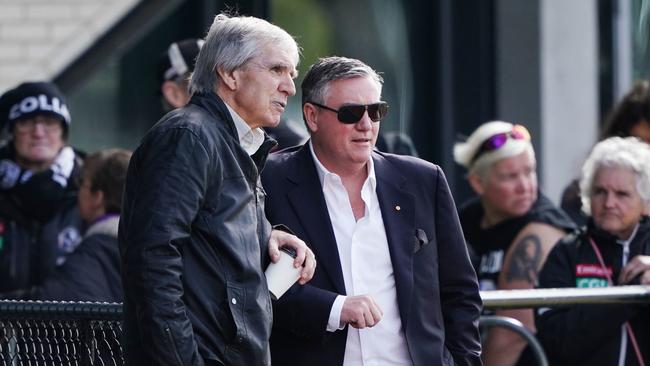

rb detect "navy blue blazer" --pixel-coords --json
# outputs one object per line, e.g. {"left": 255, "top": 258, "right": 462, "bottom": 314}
{"left": 261, "top": 144, "right": 482, "bottom": 366}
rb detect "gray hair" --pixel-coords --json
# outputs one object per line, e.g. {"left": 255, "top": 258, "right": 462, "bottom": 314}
{"left": 189, "top": 13, "right": 299, "bottom": 94}
{"left": 580, "top": 136, "right": 650, "bottom": 215}
{"left": 301, "top": 56, "right": 384, "bottom": 107}
{"left": 453, "top": 120, "right": 536, "bottom": 179}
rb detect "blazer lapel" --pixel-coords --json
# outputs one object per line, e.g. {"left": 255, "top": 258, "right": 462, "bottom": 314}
{"left": 286, "top": 144, "right": 347, "bottom": 295}
{"left": 374, "top": 153, "right": 415, "bottom": 330}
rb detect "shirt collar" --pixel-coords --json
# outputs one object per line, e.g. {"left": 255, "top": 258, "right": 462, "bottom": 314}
{"left": 308, "top": 140, "right": 376, "bottom": 190}
{"left": 224, "top": 102, "right": 265, "bottom": 156}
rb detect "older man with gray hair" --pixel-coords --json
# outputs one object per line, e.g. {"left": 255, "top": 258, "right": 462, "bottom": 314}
{"left": 119, "top": 13, "right": 316, "bottom": 366}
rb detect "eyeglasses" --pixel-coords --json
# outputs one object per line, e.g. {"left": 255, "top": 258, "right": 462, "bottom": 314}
{"left": 471, "top": 124, "right": 531, "bottom": 163}
{"left": 14, "top": 116, "right": 62, "bottom": 133}
{"left": 309, "top": 101, "right": 389, "bottom": 124}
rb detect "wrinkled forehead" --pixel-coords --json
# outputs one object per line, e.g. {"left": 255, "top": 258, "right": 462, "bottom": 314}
{"left": 249, "top": 42, "right": 299, "bottom": 73}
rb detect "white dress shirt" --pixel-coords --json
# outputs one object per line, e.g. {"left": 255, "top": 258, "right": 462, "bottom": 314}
{"left": 225, "top": 103, "right": 265, "bottom": 155}
{"left": 309, "top": 142, "right": 412, "bottom": 366}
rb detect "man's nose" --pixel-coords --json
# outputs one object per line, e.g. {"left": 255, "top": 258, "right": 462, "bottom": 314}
{"left": 354, "top": 108, "right": 375, "bottom": 130}
{"left": 280, "top": 75, "right": 296, "bottom": 96}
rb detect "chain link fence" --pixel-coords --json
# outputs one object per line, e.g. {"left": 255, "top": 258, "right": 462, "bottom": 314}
{"left": 0, "top": 301, "right": 123, "bottom": 366}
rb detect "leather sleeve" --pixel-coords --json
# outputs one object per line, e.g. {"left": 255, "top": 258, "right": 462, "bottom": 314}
{"left": 120, "top": 127, "right": 210, "bottom": 366}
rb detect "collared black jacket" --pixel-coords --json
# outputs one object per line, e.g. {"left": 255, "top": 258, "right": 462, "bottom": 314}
{"left": 536, "top": 218, "right": 650, "bottom": 366}
{"left": 119, "top": 92, "right": 276, "bottom": 366}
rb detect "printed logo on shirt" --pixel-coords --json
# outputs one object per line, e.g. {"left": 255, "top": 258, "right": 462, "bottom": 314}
{"left": 479, "top": 279, "right": 497, "bottom": 291}
{"left": 479, "top": 250, "right": 504, "bottom": 274}
{"left": 56, "top": 226, "right": 81, "bottom": 266}
{"left": 575, "top": 264, "right": 611, "bottom": 288}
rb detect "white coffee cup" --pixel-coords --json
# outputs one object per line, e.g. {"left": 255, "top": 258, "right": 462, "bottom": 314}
{"left": 265, "top": 247, "right": 302, "bottom": 300}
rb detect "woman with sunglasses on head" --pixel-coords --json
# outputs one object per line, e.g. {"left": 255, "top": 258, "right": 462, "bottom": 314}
{"left": 454, "top": 121, "right": 576, "bottom": 366}
{"left": 536, "top": 137, "right": 650, "bottom": 366}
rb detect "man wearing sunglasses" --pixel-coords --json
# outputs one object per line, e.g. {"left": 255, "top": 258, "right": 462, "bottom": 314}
{"left": 261, "top": 56, "right": 482, "bottom": 366}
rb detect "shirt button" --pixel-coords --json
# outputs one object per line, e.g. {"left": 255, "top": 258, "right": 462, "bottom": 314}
{"left": 231, "top": 298, "right": 237, "bottom": 305}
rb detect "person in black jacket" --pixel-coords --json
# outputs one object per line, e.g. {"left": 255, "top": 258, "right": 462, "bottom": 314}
{"left": 537, "top": 136, "right": 650, "bottom": 366}
{"left": 0, "top": 81, "right": 84, "bottom": 299}
{"left": 31, "top": 148, "right": 131, "bottom": 302}
{"left": 119, "top": 13, "right": 316, "bottom": 366}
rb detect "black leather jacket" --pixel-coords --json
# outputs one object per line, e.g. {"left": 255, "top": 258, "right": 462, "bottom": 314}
{"left": 119, "top": 92, "right": 276, "bottom": 366}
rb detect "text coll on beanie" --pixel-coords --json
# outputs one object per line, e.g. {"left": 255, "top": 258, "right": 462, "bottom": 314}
{"left": 9, "top": 94, "right": 71, "bottom": 124}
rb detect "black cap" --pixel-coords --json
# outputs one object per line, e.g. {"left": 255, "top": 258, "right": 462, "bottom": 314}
{"left": 0, "top": 81, "right": 71, "bottom": 131}
{"left": 157, "top": 38, "right": 204, "bottom": 84}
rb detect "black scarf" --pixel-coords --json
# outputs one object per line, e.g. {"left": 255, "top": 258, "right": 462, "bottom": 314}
{"left": 0, "top": 146, "right": 79, "bottom": 223}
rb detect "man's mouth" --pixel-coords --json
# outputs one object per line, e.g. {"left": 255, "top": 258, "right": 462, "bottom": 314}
{"left": 352, "top": 138, "right": 371, "bottom": 143}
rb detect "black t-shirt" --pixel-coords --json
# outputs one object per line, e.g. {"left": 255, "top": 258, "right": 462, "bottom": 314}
{"left": 459, "top": 193, "right": 576, "bottom": 291}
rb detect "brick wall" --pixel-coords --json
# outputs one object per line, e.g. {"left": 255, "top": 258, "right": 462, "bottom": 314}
{"left": 0, "top": 0, "right": 140, "bottom": 92}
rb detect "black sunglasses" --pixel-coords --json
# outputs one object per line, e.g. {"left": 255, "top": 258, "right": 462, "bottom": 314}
{"left": 309, "top": 101, "right": 389, "bottom": 124}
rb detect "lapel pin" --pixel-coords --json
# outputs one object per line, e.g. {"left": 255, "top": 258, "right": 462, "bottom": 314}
{"left": 395, "top": 205, "right": 401, "bottom": 211}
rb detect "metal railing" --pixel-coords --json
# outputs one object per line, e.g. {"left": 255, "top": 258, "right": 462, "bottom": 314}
{"left": 0, "top": 286, "right": 649, "bottom": 365}
{"left": 481, "top": 284, "right": 650, "bottom": 309}
{"left": 478, "top": 285, "right": 650, "bottom": 366}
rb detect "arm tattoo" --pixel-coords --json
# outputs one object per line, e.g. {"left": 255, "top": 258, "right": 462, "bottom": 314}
{"left": 505, "top": 234, "right": 542, "bottom": 283}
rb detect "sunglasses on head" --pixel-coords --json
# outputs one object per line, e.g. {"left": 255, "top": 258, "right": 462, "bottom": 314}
{"left": 471, "top": 124, "right": 531, "bottom": 163}
{"left": 309, "top": 101, "right": 389, "bottom": 124}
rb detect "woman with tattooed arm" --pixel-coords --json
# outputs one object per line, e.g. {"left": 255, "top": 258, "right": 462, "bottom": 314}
{"left": 454, "top": 121, "right": 576, "bottom": 366}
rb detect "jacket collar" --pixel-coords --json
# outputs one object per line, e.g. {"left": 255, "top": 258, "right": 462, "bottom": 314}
{"left": 189, "top": 91, "right": 277, "bottom": 173}
{"left": 188, "top": 91, "right": 239, "bottom": 140}
{"left": 373, "top": 151, "right": 415, "bottom": 329}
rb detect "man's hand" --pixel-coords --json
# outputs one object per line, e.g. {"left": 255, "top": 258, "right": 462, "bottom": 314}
{"left": 340, "top": 295, "right": 383, "bottom": 329}
{"left": 619, "top": 255, "right": 650, "bottom": 284}
{"left": 268, "top": 229, "right": 316, "bottom": 284}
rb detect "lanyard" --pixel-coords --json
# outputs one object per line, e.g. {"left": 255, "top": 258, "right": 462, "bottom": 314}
{"left": 588, "top": 236, "right": 645, "bottom": 366}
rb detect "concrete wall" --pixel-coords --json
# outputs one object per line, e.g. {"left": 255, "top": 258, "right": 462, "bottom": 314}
{"left": 540, "top": 0, "right": 598, "bottom": 203}
{"left": 0, "top": 0, "right": 139, "bottom": 91}
{"left": 496, "top": 0, "right": 598, "bottom": 204}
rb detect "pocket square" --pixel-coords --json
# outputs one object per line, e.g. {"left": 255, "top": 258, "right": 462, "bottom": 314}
{"left": 414, "top": 228, "right": 429, "bottom": 253}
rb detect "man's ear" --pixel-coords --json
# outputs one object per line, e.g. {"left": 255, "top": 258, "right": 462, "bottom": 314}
{"left": 161, "top": 81, "right": 187, "bottom": 109}
{"left": 468, "top": 173, "right": 485, "bottom": 196}
{"left": 303, "top": 103, "right": 319, "bottom": 133}
{"left": 217, "top": 67, "right": 238, "bottom": 91}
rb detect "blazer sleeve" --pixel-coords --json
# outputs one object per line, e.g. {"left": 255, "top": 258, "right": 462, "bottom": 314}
{"left": 272, "top": 282, "right": 339, "bottom": 339}
{"left": 434, "top": 168, "right": 483, "bottom": 366}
